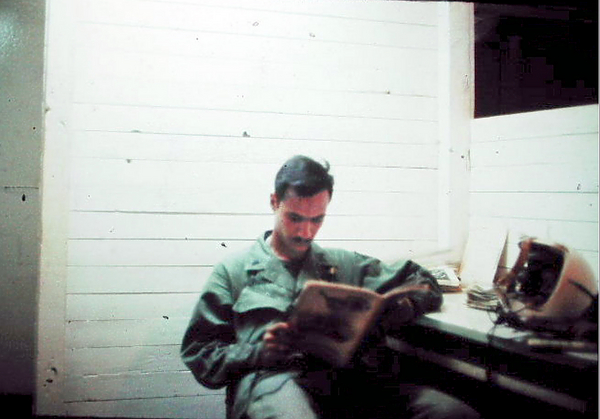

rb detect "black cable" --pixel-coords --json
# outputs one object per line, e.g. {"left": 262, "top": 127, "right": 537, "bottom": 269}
{"left": 568, "top": 279, "right": 596, "bottom": 300}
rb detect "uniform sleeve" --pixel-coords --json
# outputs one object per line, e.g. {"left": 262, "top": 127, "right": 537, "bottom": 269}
{"left": 347, "top": 253, "right": 443, "bottom": 366}
{"left": 180, "top": 263, "right": 262, "bottom": 389}
{"left": 354, "top": 253, "right": 443, "bottom": 321}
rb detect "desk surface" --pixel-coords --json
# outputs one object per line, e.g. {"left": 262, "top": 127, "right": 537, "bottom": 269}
{"left": 419, "top": 291, "right": 597, "bottom": 364}
{"left": 389, "top": 291, "right": 598, "bottom": 415}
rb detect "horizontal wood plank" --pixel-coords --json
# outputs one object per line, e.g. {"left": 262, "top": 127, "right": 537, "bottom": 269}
{"left": 470, "top": 164, "right": 598, "bottom": 193}
{"left": 69, "top": 159, "right": 437, "bottom": 192}
{"left": 469, "top": 216, "right": 598, "bottom": 252}
{"left": 66, "top": 293, "right": 200, "bottom": 321}
{"left": 66, "top": 345, "right": 184, "bottom": 376}
{"left": 70, "top": 187, "right": 437, "bottom": 217}
{"left": 67, "top": 239, "right": 253, "bottom": 267}
{"left": 67, "top": 266, "right": 212, "bottom": 294}
{"left": 70, "top": 131, "right": 439, "bottom": 163}
{"left": 74, "top": 49, "right": 437, "bottom": 98}
{"left": 68, "top": 212, "right": 437, "bottom": 241}
{"left": 66, "top": 317, "right": 190, "bottom": 348}
{"left": 74, "top": 19, "right": 438, "bottom": 57}
{"left": 70, "top": 104, "right": 438, "bottom": 140}
{"left": 471, "top": 104, "right": 599, "bottom": 142}
{"left": 67, "top": 239, "right": 438, "bottom": 267}
{"left": 469, "top": 192, "right": 598, "bottom": 222}
{"left": 64, "top": 370, "right": 218, "bottom": 402}
{"left": 65, "top": 394, "right": 226, "bottom": 419}
{"left": 470, "top": 133, "right": 598, "bottom": 168}
{"left": 74, "top": 73, "right": 437, "bottom": 121}
{"left": 99, "top": 0, "right": 438, "bottom": 25}
{"left": 77, "top": 0, "right": 437, "bottom": 49}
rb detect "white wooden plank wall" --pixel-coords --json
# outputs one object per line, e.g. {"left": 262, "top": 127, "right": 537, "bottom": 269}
{"left": 45, "top": 0, "right": 442, "bottom": 417}
{"left": 469, "top": 105, "right": 599, "bottom": 283}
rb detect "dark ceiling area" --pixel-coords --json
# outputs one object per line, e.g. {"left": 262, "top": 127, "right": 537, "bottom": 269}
{"left": 474, "top": 2, "right": 597, "bottom": 117}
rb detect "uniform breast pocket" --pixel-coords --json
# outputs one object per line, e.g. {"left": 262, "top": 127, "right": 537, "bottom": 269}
{"left": 232, "top": 279, "right": 293, "bottom": 315}
{"left": 232, "top": 279, "right": 294, "bottom": 343}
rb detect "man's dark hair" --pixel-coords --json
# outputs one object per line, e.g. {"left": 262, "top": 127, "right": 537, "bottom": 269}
{"left": 274, "top": 155, "right": 334, "bottom": 201}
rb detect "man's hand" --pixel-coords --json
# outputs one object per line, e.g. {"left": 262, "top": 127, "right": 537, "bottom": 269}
{"left": 381, "top": 297, "right": 415, "bottom": 330}
{"left": 259, "top": 322, "right": 297, "bottom": 368}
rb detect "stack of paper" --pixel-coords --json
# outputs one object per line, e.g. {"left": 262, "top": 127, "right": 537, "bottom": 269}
{"left": 465, "top": 285, "right": 500, "bottom": 311}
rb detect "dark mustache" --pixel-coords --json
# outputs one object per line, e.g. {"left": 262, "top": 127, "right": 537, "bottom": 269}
{"left": 291, "top": 237, "right": 312, "bottom": 245}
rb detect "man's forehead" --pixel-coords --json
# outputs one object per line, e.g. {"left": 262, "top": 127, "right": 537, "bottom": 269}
{"left": 278, "top": 190, "right": 330, "bottom": 214}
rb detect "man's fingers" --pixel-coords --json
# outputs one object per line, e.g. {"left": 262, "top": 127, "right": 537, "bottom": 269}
{"left": 264, "top": 330, "right": 286, "bottom": 343}
{"left": 264, "top": 322, "right": 293, "bottom": 345}
{"left": 267, "top": 322, "right": 291, "bottom": 335}
{"left": 264, "top": 341, "right": 289, "bottom": 352}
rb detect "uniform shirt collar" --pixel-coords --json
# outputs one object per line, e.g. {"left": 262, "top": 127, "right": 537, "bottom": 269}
{"left": 245, "top": 231, "right": 338, "bottom": 282}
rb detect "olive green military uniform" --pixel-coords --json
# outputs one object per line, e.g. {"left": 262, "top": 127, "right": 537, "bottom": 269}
{"left": 181, "top": 231, "right": 448, "bottom": 419}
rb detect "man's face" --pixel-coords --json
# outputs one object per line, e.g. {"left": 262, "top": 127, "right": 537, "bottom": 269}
{"left": 270, "top": 188, "right": 330, "bottom": 260}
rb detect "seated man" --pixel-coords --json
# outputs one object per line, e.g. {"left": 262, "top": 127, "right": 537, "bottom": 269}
{"left": 181, "top": 155, "right": 480, "bottom": 419}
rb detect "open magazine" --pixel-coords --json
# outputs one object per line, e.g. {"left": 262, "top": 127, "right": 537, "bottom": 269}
{"left": 288, "top": 280, "right": 429, "bottom": 367}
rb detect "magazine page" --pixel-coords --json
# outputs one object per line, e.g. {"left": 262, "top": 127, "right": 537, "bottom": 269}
{"left": 289, "top": 281, "right": 384, "bottom": 366}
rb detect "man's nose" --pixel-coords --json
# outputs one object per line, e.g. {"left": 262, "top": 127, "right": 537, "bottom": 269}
{"left": 298, "top": 221, "right": 316, "bottom": 238}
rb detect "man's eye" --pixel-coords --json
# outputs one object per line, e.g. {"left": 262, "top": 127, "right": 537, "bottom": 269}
{"left": 289, "top": 214, "right": 302, "bottom": 222}
{"left": 312, "top": 216, "right": 324, "bottom": 224}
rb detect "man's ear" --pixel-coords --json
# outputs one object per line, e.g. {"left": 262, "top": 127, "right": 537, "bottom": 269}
{"left": 270, "top": 193, "right": 279, "bottom": 211}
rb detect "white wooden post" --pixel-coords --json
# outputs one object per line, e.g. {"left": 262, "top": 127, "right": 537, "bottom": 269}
{"left": 437, "top": 2, "right": 474, "bottom": 256}
{"left": 35, "top": 0, "right": 75, "bottom": 415}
